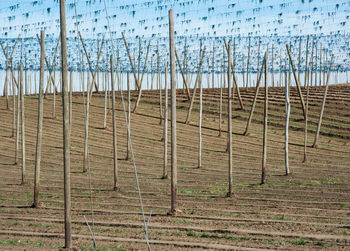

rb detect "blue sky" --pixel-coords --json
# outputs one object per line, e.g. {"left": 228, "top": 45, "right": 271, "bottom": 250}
{"left": 0, "top": 1, "right": 349, "bottom": 72}
{"left": 0, "top": 0, "right": 349, "bottom": 39}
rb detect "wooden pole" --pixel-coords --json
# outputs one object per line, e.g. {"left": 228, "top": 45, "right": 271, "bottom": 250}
{"left": 285, "top": 56, "right": 290, "bottom": 175}
{"left": 207, "top": 57, "right": 210, "bottom": 89}
{"left": 185, "top": 47, "right": 206, "bottom": 124}
{"left": 303, "top": 62, "right": 310, "bottom": 163}
{"left": 271, "top": 44, "right": 274, "bottom": 87}
{"left": 169, "top": 9, "right": 177, "bottom": 215}
{"left": 137, "top": 37, "right": 141, "bottom": 82}
{"left": 298, "top": 37, "right": 301, "bottom": 83}
{"left": 121, "top": 33, "right": 140, "bottom": 89}
{"left": 35, "top": 71, "right": 37, "bottom": 94}
{"left": 132, "top": 40, "right": 152, "bottom": 113}
{"left": 323, "top": 49, "right": 327, "bottom": 85}
{"left": 126, "top": 72, "right": 131, "bottom": 160}
{"left": 319, "top": 45, "right": 322, "bottom": 86}
{"left": 59, "top": 0, "right": 72, "bottom": 247}
{"left": 184, "top": 37, "right": 188, "bottom": 93}
{"left": 261, "top": 49, "right": 268, "bottom": 185}
{"left": 309, "top": 38, "right": 315, "bottom": 88}
{"left": 212, "top": 41, "right": 215, "bottom": 89}
{"left": 304, "top": 35, "right": 310, "bottom": 89}
{"left": 286, "top": 44, "right": 306, "bottom": 118}
{"left": 312, "top": 60, "right": 333, "bottom": 148}
{"left": 103, "top": 70, "right": 107, "bottom": 129}
{"left": 69, "top": 71, "right": 73, "bottom": 134}
{"left": 242, "top": 59, "right": 245, "bottom": 89}
{"left": 223, "top": 39, "right": 244, "bottom": 110}
{"left": 279, "top": 48, "right": 282, "bottom": 87}
{"left": 243, "top": 53, "right": 266, "bottom": 136}
{"left": 20, "top": 64, "right": 26, "bottom": 184}
{"left": 198, "top": 73, "right": 202, "bottom": 169}
{"left": 314, "top": 41, "right": 318, "bottom": 87}
{"left": 219, "top": 51, "right": 223, "bottom": 137}
{"left": 25, "top": 54, "right": 28, "bottom": 95}
{"left": 78, "top": 32, "right": 102, "bottom": 93}
{"left": 110, "top": 56, "right": 118, "bottom": 191}
{"left": 83, "top": 71, "right": 89, "bottom": 173}
{"left": 158, "top": 41, "right": 162, "bottom": 125}
{"left": 163, "top": 66, "right": 168, "bottom": 179}
{"left": 174, "top": 49, "right": 191, "bottom": 100}
{"left": 33, "top": 30, "right": 45, "bottom": 208}
{"left": 12, "top": 75, "right": 16, "bottom": 138}
{"left": 15, "top": 70, "right": 20, "bottom": 164}
{"left": 257, "top": 38, "right": 261, "bottom": 87}
{"left": 227, "top": 41, "right": 233, "bottom": 197}
{"left": 5, "top": 52, "right": 9, "bottom": 109}
{"left": 52, "top": 70, "right": 56, "bottom": 119}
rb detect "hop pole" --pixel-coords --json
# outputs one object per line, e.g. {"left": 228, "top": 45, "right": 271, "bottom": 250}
{"left": 59, "top": 0, "right": 72, "bottom": 247}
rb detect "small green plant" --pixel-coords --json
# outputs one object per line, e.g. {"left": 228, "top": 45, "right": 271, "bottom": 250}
{"left": 172, "top": 231, "right": 182, "bottom": 236}
{"left": 315, "top": 241, "right": 324, "bottom": 247}
{"left": 114, "top": 228, "right": 123, "bottom": 233}
{"left": 28, "top": 222, "right": 41, "bottom": 227}
{"left": 200, "top": 232, "right": 210, "bottom": 238}
{"left": 0, "top": 238, "right": 21, "bottom": 245}
{"left": 186, "top": 230, "right": 196, "bottom": 237}
{"left": 291, "top": 238, "right": 306, "bottom": 245}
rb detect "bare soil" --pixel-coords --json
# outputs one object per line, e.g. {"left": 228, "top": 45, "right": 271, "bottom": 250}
{"left": 0, "top": 84, "right": 350, "bottom": 250}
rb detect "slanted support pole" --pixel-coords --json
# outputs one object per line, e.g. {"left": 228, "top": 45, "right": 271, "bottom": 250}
{"left": 286, "top": 44, "right": 306, "bottom": 118}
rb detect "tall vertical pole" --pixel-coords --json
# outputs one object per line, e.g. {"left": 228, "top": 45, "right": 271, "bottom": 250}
{"left": 33, "top": 30, "right": 45, "bottom": 207}
{"left": 163, "top": 66, "right": 168, "bottom": 178}
{"left": 227, "top": 41, "right": 233, "bottom": 197}
{"left": 158, "top": 41, "right": 162, "bottom": 125}
{"left": 319, "top": 45, "right": 322, "bottom": 86}
{"left": 12, "top": 74, "right": 16, "bottom": 137}
{"left": 126, "top": 72, "right": 130, "bottom": 160}
{"left": 298, "top": 37, "right": 301, "bottom": 83}
{"left": 69, "top": 71, "right": 73, "bottom": 134}
{"left": 314, "top": 41, "right": 318, "bottom": 86}
{"left": 304, "top": 64, "right": 310, "bottom": 163}
{"left": 246, "top": 37, "right": 251, "bottom": 90}
{"left": 304, "top": 35, "right": 309, "bottom": 89}
{"left": 219, "top": 53, "right": 223, "bottom": 137}
{"left": 15, "top": 71, "right": 20, "bottom": 164}
{"left": 285, "top": 56, "right": 290, "bottom": 175}
{"left": 20, "top": 64, "right": 25, "bottom": 185}
{"left": 5, "top": 46, "right": 9, "bottom": 109}
{"left": 198, "top": 74, "right": 202, "bottom": 168}
{"left": 59, "top": 0, "right": 72, "bottom": 247}
{"left": 257, "top": 38, "right": 261, "bottom": 86}
{"left": 279, "top": 48, "right": 282, "bottom": 87}
{"left": 110, "top": 56, "right": 118, "bottom": 191}
{"left": 35, "top": 71, "right": 37, "bottom": 94}
{"left": 103, "top": 69, "right": 108, "bottom": 129}
{"left": 261, "top": 48, "right": 268, "bottom": 185}
{"left": 309, "top": 38, "right": 314, "bottom": 88}
{"left": 53, "top": 69, "right": 56, "bottom": 119}
{"left": 169, "top": 9, "right": 177, "bottom": 215}
{"left": 271, "top": 44, "right": 274, "bottom": 87}
{"left": 212, "top": 41, "right": 215, "bottom": 89}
